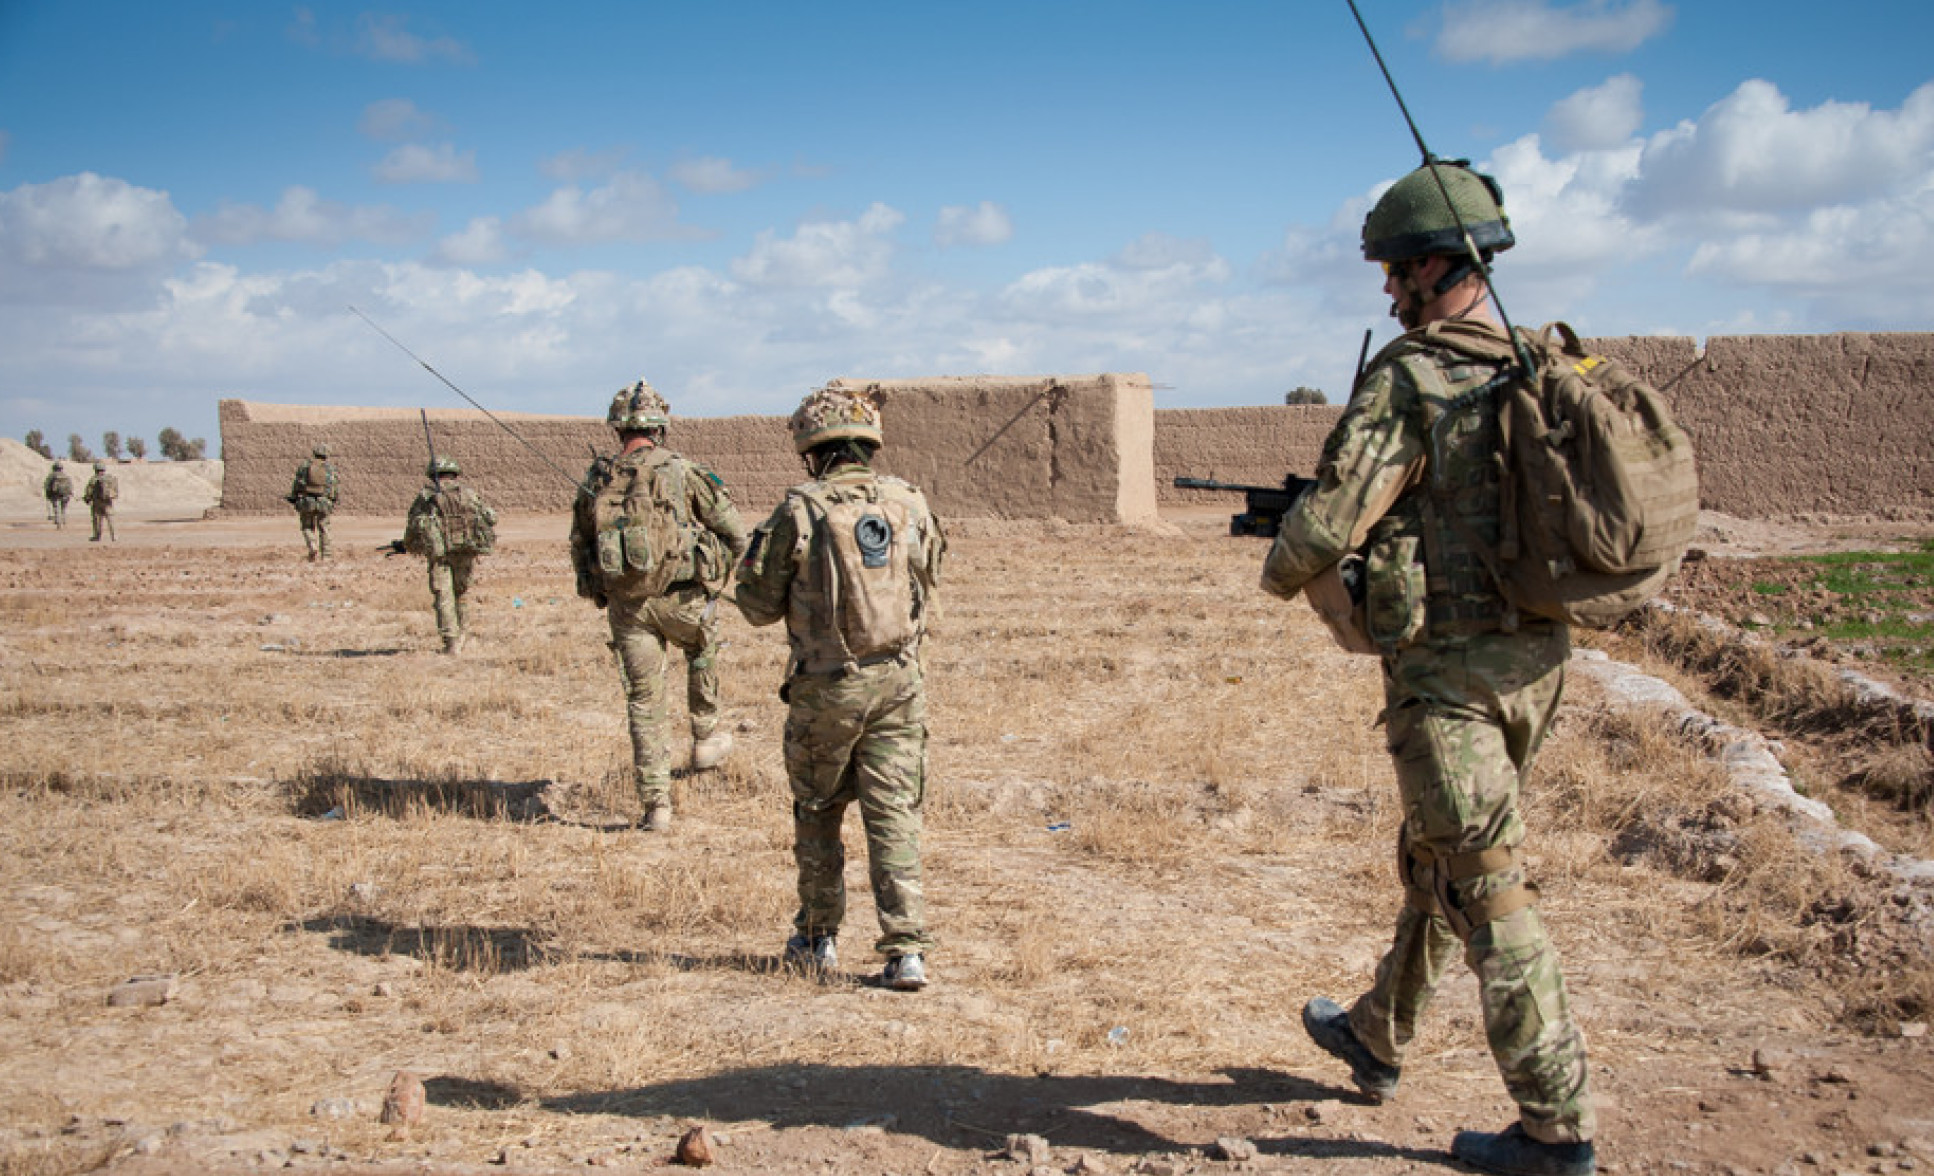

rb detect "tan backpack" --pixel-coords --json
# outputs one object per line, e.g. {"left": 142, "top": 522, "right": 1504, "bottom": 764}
{"left": 1426, "top": 320, "right": 1700, "bottom": 628}
{"left": 794, "top": 477, "right": 925, "bottom": 668}
{"left": 406, "top": 486, "right": 494, "bottom": 558}
{"left": 590, "top": 449, "right": 692, "bottom": 597}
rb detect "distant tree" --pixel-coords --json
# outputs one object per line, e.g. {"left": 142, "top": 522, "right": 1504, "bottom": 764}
{"left": 103, "top": 431, "right": 123, "bottom": 460}
{"left": 157, "top": 427, "right": 186, "bottom": 460}
{"left": 186, "top": 437, "right": 207, "bottom": 460}
{"left": 23, "top": 430, "right": 53, "bottom": 459}
{"left": 67, "top": 433, "right": 94, "bottom": 462}
{"left": 1284, "top": 386, "right": 1328, "bottom": 406}
{"left": 126, "top": 437, "right": 147, "bottom": 460}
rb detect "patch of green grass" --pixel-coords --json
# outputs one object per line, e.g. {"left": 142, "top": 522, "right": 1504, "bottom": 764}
{"left": 1773, "top": 547, "right": 1934, "bottom": 678}
{"left": 1751, "top": 582, "right": 1791, "bottom": 596}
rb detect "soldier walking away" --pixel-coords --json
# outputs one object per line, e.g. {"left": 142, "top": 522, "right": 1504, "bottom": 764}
{"left": 401, "top": 455, "right": 496, "bottom": 655}
{"left": 289, "top": 443, "right": 340, "bottom": 560}
{"left": 43, "top": 459, "right": 73, "bottom": 528}
{"left": 82, "top": 460, "right": 117, "bottom": 542}
{"left": 733, "top": 386, "right": 945, "bottom": 991}
{"left": 1259, "top": 162, "right": 1596, "bottom": 1176}
{"left": 571, "top": 379, "right": 748, "bottom": 833}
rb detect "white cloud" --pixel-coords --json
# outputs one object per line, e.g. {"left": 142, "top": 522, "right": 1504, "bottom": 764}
{"left": 1544, "top": 74, "right": 1643, "bottom": 152}
{"left": 1628, "top": 79, "right": 1934, "bottom": 217}
{"left": 731, "top": 203, "right": 905, "bottom": 289}
{"left": 0, "top": 172, "right": 198, "bottom": 270}
{"left": 669, "top": 156, "right": 764, "bottom": 195}
{"left": 510, "top": 172, "right": 694, "bottom": 246}
{"left": 1002, "top": 233, "right": 1231, "bottom": 320}
{"left": 194, "top": 186, "right": 430, "bottom": 247}
{"left": 934, "top": 201, "right": 1013, "bottom": 249}
{"left": 359, "top": 98, "right": 437, "bottom": 142}
{"left": 1436, "top": 0, "right": 1673, "bottom": 64}
{"left": 539, "top": 147, "right": 630, "bottom": 182}
{"left": 430, "top": 217, "right": 508, "bottom": 267}
{"left": 373, "top": 143, "right": 479, "bottom": 184}
{"left": 354, "top": 13, "right": 474, "bottom": 65}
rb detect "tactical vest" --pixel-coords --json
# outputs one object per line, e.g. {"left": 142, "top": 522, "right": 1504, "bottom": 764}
{"left": 406, "top": 485, "right": 493, "bottom": 558}
{"left": 300, "top": 460, "right": 332, "bottom": 497}
{"left": 784, "top": 472, "right": 934, "bottom": 675}
{"left": 587, "top": 447, "right": 698, "bottom": 598}
{"left": 85, "top": 474, "right": 118, "bottom": 506}
{"left": 45, "top": 473, "right": 72, "bottom": 499}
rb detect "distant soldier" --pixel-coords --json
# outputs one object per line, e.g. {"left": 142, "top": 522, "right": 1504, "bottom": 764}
{"left": 82, "top": 460, "right": 117, "bottom": 542}
{"left": 401, "top": 455, "right": 496, "bottom": 655}
{"left": 571, "top": 379, "right": 747, "bottom": 833}
{"left": 43, "top": 459, "right": 73, "bottom": 528}
{"left": 733, "top": 386, "right": 945, "bottom": 991}
{"left": 288, "top": 443, "right": 340, "bottom": 560}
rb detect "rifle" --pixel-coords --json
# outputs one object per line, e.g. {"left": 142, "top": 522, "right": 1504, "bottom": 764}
{"left": 380, "top": 539, "right": 408, "bottom": 557}
{"left": 1173, "top": 474, "right": 1315, "bottom": 538}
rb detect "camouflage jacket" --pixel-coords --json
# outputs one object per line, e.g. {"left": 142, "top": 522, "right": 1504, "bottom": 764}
{"left": 569, "top": 444, "right": 747, "bottom": 598}
{"left": 44, "top": 471, "right": 72, "bottom": 501}
{"left": 83, "top": 473, "right": 117, "bottom": 508}
{"left": 290, "top": 460, "right": 339, "bottom": 505}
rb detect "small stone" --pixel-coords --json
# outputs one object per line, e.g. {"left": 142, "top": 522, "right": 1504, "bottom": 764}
{"left": 290, "top": 1138, "right": 319, "bottom": 1155}
{"left": 1211, "top": 1137, "right": 1258, "bottom": 1162}
{"left": 1900, "top": 1023, "right": 1928, "bottom": 1039}
{"left": 550, "top": 1042, "right": 572, "bottom": 1061}
{"left": 1805, "top": 1154, "right": 1825, "bottom": 1166}
{"left": 1754, "top": 1047, "right": 1793, "bottom": 1080}
{"left": 379, "top": 1070, "right": 425, "bottom": 1132}
{"left": 1133, "top": 1161, "right": 1181, "bottom": 1176}
{"left": 675, "top": 1126, "right": 715, "bottom": 1167}
{"left": 1006, "top": 1134, "right": 1053, "bottom": 1166}
{"left": 309, "top": 1099, "right": 357, "bottom": 1120}
{"left": 1822, "top": 1066, "right": 1856, "bottom": 1085}
{"left": 490, "top": 1149, "right": 509, "bottom": 1165}
{"left": 1070, "top": 1153, "right": 1110, "bottom": 1175}
{"left": 132, "top": 1135, "right": 164, "bottom": 1156}
{"left": 1874, "top": 1146, "right": 1901, "bottom": 1159}
{"left": 107, "top": 974, "right": 178, "bottom": 1008}
{"left": 347, "top": 882, "right": 378, "bottom": 903}
{"left": 1700, "top": 1099, "right": 1722, "bottom": 1114}
{"left": 371, "top": 982, "right": 394, "bottom": 998}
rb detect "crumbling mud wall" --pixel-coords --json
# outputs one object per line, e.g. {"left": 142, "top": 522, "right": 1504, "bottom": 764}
{"left": 1156, "top": 332, "right": 1934, "bottom": 520}
{"left": 218, "top": 372, "right": 1159, "bottom": 524}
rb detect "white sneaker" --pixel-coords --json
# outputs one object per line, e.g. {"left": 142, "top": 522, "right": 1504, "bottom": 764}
{"left": 883, "top": 953, "right": 928, "bottom": 991}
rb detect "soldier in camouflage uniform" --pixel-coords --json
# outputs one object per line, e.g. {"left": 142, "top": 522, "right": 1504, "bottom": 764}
{"left": 1260, "top": 162, "right": 1596, "bottom": 1176}
{"left": 43, "top": 460, "right": 73, "bottom": 529}
{"left": 733, "top": 386, "right": 945, "bottom": 990}
{"left": 289, "top": 443, "right": 340, "bottom": 561}
{"left": 571, "top": 379, "right": 748, "bottom": 833}
{"left": 82, "top": 460, "right": 117, "bottom": 542}
{"left": 402, "top": 455, "right": 496, "bottom": 656}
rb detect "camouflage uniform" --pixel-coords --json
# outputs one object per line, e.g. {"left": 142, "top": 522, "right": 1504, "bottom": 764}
{"left": 290, "top": 449, "right": 340, "bottom": 560}
{"left": 82, "top": 464, "right": 117, "bottom": 542}
{"left": 1262, "top": 319, "right": 1594, "bottom": 1145}
{"left": 734, "top": 398, "right": 945, "bottom": 965}
{"left": 404, "top": 464, "right": 495, "bottom": 655}
{"left": 570, "top": 442, "right": 747, "bottom": 817}
{"left": 43, "top": 463, "right": 73, "bottom": 528}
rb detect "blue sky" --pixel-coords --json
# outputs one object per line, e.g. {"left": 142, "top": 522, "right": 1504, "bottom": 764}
{"left": 3, "top": 1, "right": 1932, "bottom": 455}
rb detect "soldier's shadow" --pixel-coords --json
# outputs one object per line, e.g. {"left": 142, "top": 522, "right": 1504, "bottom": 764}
{"left": 292, "top": 914, "right": 554, "bottom": 973}
{"left": 290, "top": 773, "right": 556, "bottom": 821}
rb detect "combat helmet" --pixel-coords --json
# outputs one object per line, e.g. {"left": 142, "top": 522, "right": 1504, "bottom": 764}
{"left": 789, "top": 386, "right": 884, "bottom": 454}
{"left": 1361, "top": 159, "right": 1514, "bottom": 263}
{"left": 427, "top": 455, "right": 461, "bottom": 478}
{"left": 51, "top": 459, "right": 64, "bottom": 469}
{"left": 608, "top": 379, "right": 671, "bottom": 432}
{"left": 313, "top": 443, "right": 331, "bottom": 459}
{"left": 93, "top": 460, "right": 106, "bottom": 471}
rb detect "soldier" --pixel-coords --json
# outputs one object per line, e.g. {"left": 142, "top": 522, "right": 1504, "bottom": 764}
{"left": 401, "top": 455, "right": 496, "bottom": 655}
{"left": 82, "top": 460, "right": 117, "bottom": 542}
{"left": 43, "top": 459, "right": 73, "bottom": 529}
{"left": 1260, "top": 162, "right": 1597, "bottom": 1176}
{"left": 289, "top": 443, "right": 340, "bottom": 560}
{"left": 570, "top": 379, "right": 748, "bottom": 833}
{"left": 733, "top": 386, "right": 945, "bottom": 991}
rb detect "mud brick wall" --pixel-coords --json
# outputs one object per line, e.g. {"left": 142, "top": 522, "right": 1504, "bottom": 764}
{"left": 217, "top": 372, "right": 1158, "bottom": 524}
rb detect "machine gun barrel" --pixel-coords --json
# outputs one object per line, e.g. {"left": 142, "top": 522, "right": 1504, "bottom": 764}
{"left": 1172, "top": 474, "right": 1314, "bottom": 538}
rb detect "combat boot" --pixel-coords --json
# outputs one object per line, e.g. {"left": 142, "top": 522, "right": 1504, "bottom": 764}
{"left": 783, "top": 934, "right": 837, "bottom": 974}
{"left": 692, "top": 730, "right": 734, "bottom": 771}
{"left": 1451, "top": 1124, "right": 1595, "bottom": 1176}
{"left": 443, "top": 632, "right": 466, "bottom": 656}
{"left": 1301, "top": 997, "right": 1400, "bottom": 1102}
{"left": 882, "top": 952, "right": 928, "bottom": 991}
{"left": 641, "top": 801, "right": 673, "bottom": 832}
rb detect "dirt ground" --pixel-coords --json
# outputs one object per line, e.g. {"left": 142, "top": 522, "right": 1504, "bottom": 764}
{"left": 1, "top": 505, "right": 1932, "bottom": 1176}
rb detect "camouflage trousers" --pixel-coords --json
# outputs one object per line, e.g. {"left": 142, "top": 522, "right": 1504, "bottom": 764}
{"left": 426, "top": 554, "right": 477, "bottom": 648}
{"left": 606, "top": 584, "right": 723, "bottom": 808}
{"left": 48, "top": 498, "right": 67, "bottom": 528}
{"left": 1346, "top": 623, "right": 1596, "bottom": 1145}
{"left": 298, "top": 506, "right": 331, "bottom": 558}
{"left": 784, "top": 656, "right": 931, "bottom": 958}
{"left": 90, "top": 506, "right": 115, "bottom": 542}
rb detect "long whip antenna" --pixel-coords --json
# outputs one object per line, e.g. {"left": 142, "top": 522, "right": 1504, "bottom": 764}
{"left": 1343, "top": 0, "right": 1535, "bottom": 375}
{"left": 348, "top": 305, "right": 587, "bottom": 493}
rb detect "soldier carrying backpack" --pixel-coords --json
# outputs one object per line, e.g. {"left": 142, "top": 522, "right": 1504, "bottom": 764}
{"left": 733, "top": 385, "right": 946, "bottom": 993}
{"left": 402, "top": 455, "right": 496, "bottom": 655}
{"left": 44, "top": 459, "right": 73, "bottom": 529}
{"left": 82, "top": 460, "right": 117, "bottom": 543}
{"left": 570, "top": 379, "right": 747, "bottom": 832}
{"left": 288, "top": 443, "right": 340, "bottom": 561}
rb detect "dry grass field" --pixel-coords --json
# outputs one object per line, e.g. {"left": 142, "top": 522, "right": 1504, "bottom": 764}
{"left": 1, "top": 509, "right": 1931, "bottom": 1176}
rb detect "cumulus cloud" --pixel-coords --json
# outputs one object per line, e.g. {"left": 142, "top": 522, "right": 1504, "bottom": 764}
{"left": 539, "top": 147, "right": 630, "bottom": 182}
{"left": 1002, "top": 233, "right": 1231, "bottom": 320}
{"left": 510, "top": 172, "right": 694, "bottom": 246}
{"left": 354, "top": 13, "right": 474, "bottom": 65}
{"left": 372, "top": 143, "right": 479, "bottom": 184}
{"left": 1545, "top": 74, "right": 1643, "bottom": 152}
{"left": 669, "top": 156, "right": 764, "bottom": 195}
{"left": 358, "top": 98, "right": 438, "bottom": 142}
{"left": 1627, "top": 79, "right": 1934, "bottom": 218}
{"left": 0, "top": 172, "right": 198, "bottom": 270}
{"left": 934, "top": 202, "right": 1013, "bottom": 248}
{"left": 430, "top": 217, "right": 508, "bottom": 267}
{"left": 1436, "top": 0, "right": 1672, "bottom": 65}
{"left": 731, "top": 203, "right": 905, "bottom": 289}
{"left": 194, "top": 186, "right": 429, "bottom": 247}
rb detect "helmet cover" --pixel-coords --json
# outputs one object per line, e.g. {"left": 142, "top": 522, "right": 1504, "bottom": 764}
{"left": 607, "top": 379, "right": 671, "bottom": 432}
{"left": 789, "top": 386, "right": 884, "bottom": 454}
{"left": 427, "top": 455, "right": 461, "bottom": 478}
